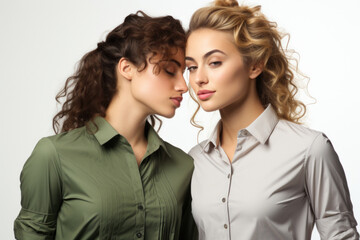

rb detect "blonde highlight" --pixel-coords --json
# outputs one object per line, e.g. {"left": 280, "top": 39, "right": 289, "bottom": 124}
{"left": 188, "top": 3, "right": 306, "bottom": 129}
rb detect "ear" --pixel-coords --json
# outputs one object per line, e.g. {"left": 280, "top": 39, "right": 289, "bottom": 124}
{"left": 117, "top": 57, "right": 135, "bottom": 81}
{"left": 249, "top": 63, "right": 264, "bottom": 80}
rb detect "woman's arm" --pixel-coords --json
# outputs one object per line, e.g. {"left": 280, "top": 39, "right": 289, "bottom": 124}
{"left": 305, "top": 133, "right": 359, "bottom": 239}
{"left": 14, "top": 138, "right": 62, "bottom": 240}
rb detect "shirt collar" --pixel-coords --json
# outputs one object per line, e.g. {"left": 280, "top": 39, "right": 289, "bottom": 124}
{"left": 92, "top": 116, "right": 119, "bottom": 145}
{"left": 202, "top": 121, "right": 222, "bottom": 153}
{"left": 91, "top": 116, "right": 171, "bottom": 157}
{"left": 245, "top": 105, "right": 279, "bottom": 144}
{"left": 146, "top": 122, "right": 171, "bottom": 157}
{"left": 202, "top": 105, "right": 279, "bottom": 152}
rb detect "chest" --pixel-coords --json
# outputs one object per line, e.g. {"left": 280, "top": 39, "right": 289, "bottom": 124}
{"left": 56, "top": 147, "right": 186, "bottom": 238}
{"left": 191, "top": 145, "right": 307, "bottom": 220}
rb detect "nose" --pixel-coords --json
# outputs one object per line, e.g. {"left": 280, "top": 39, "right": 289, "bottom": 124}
{"left": 175, "top": 74, "right": 188, "bottom": 93}
{"left": 192, "top": 66, "right": 208, "bottom": 86}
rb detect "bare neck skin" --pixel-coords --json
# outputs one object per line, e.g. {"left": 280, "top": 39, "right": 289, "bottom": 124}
{"left": 105, "top": 89, "right": 149, "bottom": 166}
{"left": 219, "top": 87, "right": 264, "bottom": 162}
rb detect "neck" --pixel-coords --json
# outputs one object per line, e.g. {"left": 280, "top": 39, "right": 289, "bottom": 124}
{"left": 105, "top": 92, "right": 148, "bottom": 147}
{"left": 219, "top": 95, "right": 264, "bottom": 146}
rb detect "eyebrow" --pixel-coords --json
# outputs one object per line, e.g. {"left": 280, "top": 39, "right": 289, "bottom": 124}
{"left": 170, "top": 59, "right": 181, "bottom": 67}
{"left": 185, "top": 49, "right": 226, "bottom": 62}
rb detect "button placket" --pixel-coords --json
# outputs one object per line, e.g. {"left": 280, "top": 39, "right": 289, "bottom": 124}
{"left": 236, "top": 131, "right": 247, "bottom": 152}
{"left": 222, "top": 166, "right": 231, "bottom": 237}
{"left": 125, "top": 150, "right": 147, "bottom": 240}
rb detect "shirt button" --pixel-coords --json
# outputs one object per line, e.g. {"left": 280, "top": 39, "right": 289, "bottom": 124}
{"left": 136, "top": 232, "right": 142, "bottom": 238}
{"left": 224, "top": 224, "right": 228, "bottom": 229}
{"left": 138, "top": 205, "right": 144, "bottom": 210}
{"left": 222, "top": 197, "right": 226, "bottom": 203}
{"left": 237, "top": 145, "right": 242, "bottom": 150}
{"left": 227, "top": 174, "right": 231, "bottom": 178}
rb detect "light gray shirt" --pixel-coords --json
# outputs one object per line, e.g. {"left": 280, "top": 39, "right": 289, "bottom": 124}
{"left": 189, "top": 105, "right": 358, "bottom": 240}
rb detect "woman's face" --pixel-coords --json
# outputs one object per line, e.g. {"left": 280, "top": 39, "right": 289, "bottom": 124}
{"left": 131, "top": 49, "right": 188, "bottom": 118}
{"left": 186, "top": 28, "right": 258, "bottom": 112}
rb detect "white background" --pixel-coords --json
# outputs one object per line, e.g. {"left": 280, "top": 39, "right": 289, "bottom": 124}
{"left": 1, "top": 0, "right": 359, "bottom": 239}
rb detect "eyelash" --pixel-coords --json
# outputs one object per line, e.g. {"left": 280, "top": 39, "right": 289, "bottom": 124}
{"left": 165, "top": 69, "right": 176, "bottom": 76}
{"left": 210, "top": 61, "right": 222, "bottom": 67}
{"left": 186, "top": 61, "right": 222, "bottom": 73}
{"left": 187, "top": 66, "right": 197, "bottom": 72}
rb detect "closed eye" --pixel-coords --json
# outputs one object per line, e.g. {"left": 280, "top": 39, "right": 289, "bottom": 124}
{"left": 165, "top": 69, "right": 176, "bottom": 76}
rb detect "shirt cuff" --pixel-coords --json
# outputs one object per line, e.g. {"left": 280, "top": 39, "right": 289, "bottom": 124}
{"left": 316, "top": 211, "right": 359, "bottom": 239}
{"left": 14, "top": 208, "right": 56, "bottom": 240}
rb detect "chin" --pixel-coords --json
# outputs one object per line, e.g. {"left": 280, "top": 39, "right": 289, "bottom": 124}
{"left": 158, "top": 110, "right": 176, "bottom": 119}
{"left": 200, "top": 103, "right": 220, "bottom": 112}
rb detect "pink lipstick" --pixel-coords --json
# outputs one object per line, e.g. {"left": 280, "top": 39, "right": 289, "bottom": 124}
{"left": 170, "top": 96, "right": 183, "bottom": 107}
{"left": 197, "top": 90, "right": 215, "bottom": 101}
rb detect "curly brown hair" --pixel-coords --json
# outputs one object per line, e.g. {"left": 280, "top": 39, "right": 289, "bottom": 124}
{"left": 188, "top": 0, "right": 306, "bottom": 129}
{"left": 53, "top": 11, "right": 186, "bottom": 133}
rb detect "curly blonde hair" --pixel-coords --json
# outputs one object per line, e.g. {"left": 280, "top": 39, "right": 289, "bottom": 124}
{"left": 188, "top": 0, "right": 306, "bottom": 128}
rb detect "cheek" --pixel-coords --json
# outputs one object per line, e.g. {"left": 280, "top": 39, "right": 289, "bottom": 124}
{"left": 152, "top": 77, "right": 172, "bottom": 95}
{"left": 216, "top": 66, "right": 249, "bottom": 91}
{"left": 189, "top": 76, "right": 197, "bottom": 90}
{"left": 133, "top": 80, "right": 151, "bottom": 97}
{"left": 131, "top": 75, "right": 160, "bottom": 103}
{"left": 141, "top": 77, "right": 174, "bottom": 102}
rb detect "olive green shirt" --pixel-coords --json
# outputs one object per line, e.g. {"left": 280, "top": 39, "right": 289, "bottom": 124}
{"left": 14, "top": 117, "right": 196, "bottom": 240}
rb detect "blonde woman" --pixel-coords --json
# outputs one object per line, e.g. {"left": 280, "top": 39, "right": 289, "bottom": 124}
{"left": 185, "top": 0, "right": 359, "bottom": 239}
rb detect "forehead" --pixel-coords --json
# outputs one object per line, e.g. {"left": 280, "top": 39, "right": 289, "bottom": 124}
{"left": 166, "top": 48, "right": 185, "bottom": 70}
{"left": 150, "top": 48, "right": 185, "bottom": 67}
{"left": 186, "top": 28, "right": 237, "bottom": 57}
{"left": 171, "top": 48, "right": 185, "bottom": 64}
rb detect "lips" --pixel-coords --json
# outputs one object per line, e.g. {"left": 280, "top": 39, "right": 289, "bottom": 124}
{"left": 197, "top": 90, "right": 215, "bottom": 101}
{"left": 170, "top": 96, "right": 183, "bottom": 107}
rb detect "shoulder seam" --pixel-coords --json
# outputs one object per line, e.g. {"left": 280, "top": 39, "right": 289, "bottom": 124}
{"left": 303, "top": 132, "right": 324, "bottom": 193}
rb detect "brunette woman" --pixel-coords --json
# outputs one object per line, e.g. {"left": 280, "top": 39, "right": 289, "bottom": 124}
{"left": 14, "top": 11, "right": 196, "bottom": 240}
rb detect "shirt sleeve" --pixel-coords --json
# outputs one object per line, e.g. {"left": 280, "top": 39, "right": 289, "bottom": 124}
{"left": 14, "top": 138, "right": 63, "bottom": 240}
{"left": 305, "top": 133, "right": 359, "bottom": 239}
